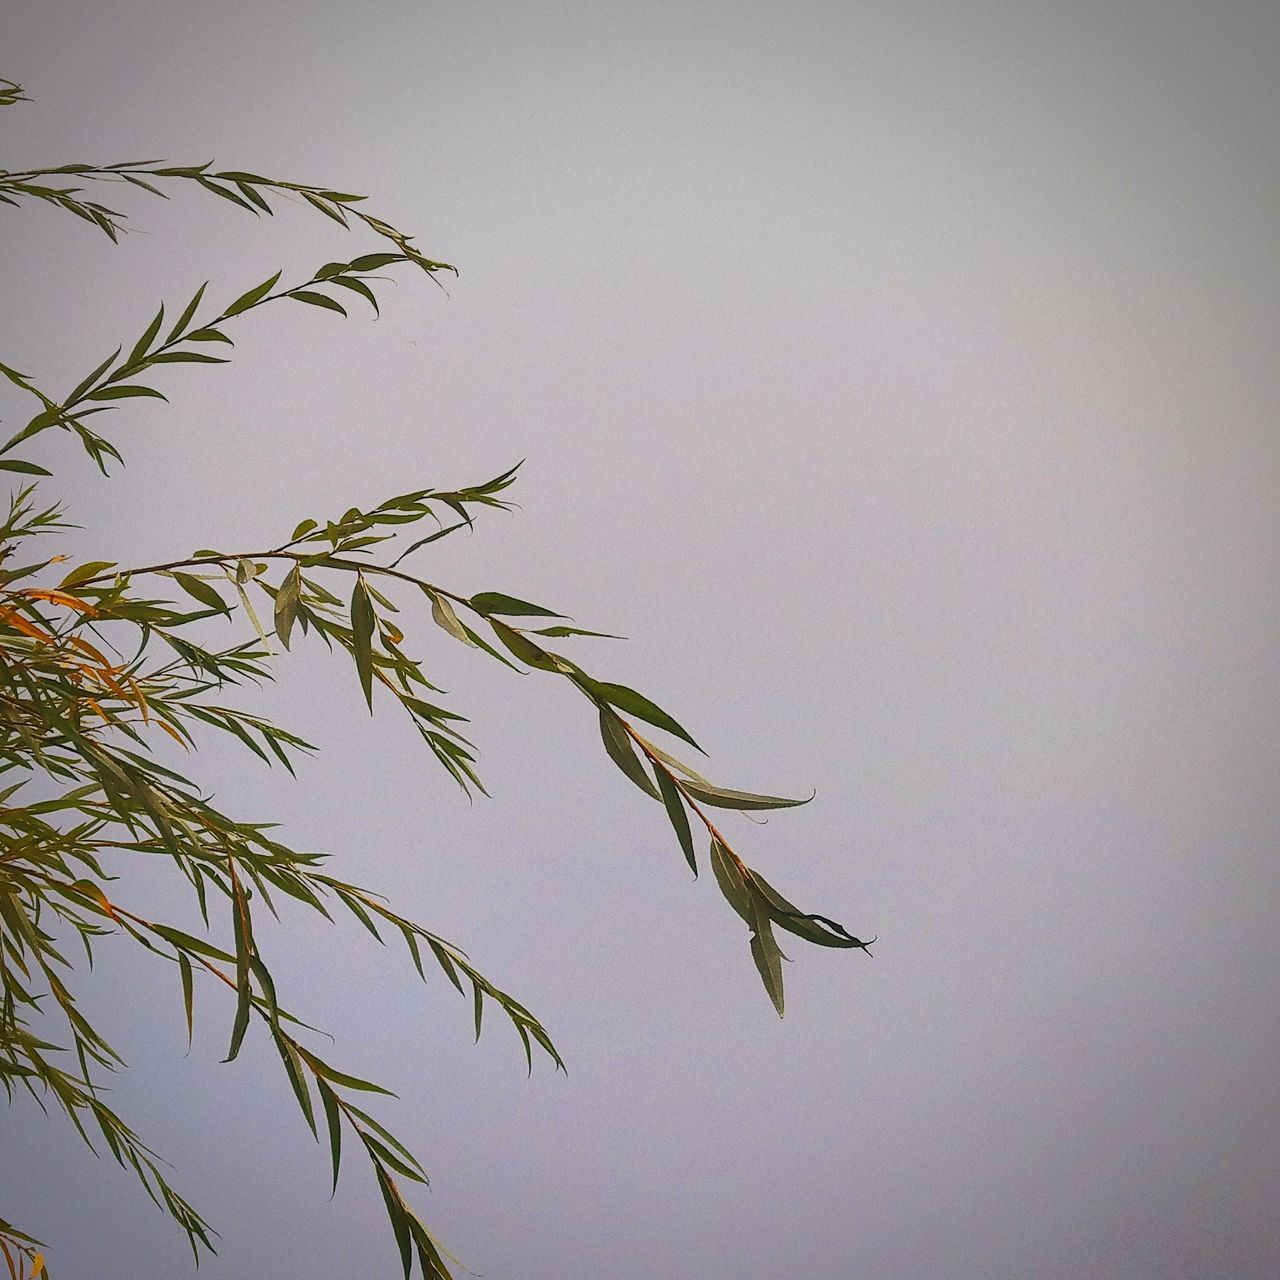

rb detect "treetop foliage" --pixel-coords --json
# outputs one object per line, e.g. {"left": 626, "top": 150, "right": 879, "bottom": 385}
{"left": 0, "top": 75, "right": 872, "bottom": 1280}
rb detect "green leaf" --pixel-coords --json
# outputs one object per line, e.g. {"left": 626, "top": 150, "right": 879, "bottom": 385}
{"left": 427, "top": 591, "right": 473, "bottom": 645}
{"left": 125, "top": 303, "right": 165, "bottom": 369}
{"left": 598, "top": 708, "right": 660, "bottom": 798}
{"left": 197, "top": 175, "right": 258, "bottom": 211}
{"left": 294, "top": 1047, "right": 396, "bottom": 1096}
{"left": 575, "top": 676, "right": 701, "bottom": 751}
{"left": 86, "top": 384, "right": 167, "bottom": 402}
{"left": 747, "top": 892, "right": 787, "bottom": 1017}
{"left": 147, "top": 351, "right": 230, "bottom": 364}
{"left": 236, "top": 181, "right": 273, "bottom": 214}
{"left": 350, "top": 578, "right": 376, "bottom": 710}
{"left": 403, "top": 696, "right": 468, "bottom": 725}
{"left": 289, "top": 289, "right": 347, "bottom": 316}
{"left": 469, "top": 591, "right": 563, "bottom": 618}
{"left": 59, "top": 561, "right": 116, "bottom": 588}
{"left": 301, "top": 190, "right": 349, "bottom": 225}
{"left": 461, "top": 620, "right": 523, "bottom": 670}
{"left": 654, "top": 765, "right": 698, "bottom": 876}
{"left": 677, "top": 780, "right": 812, "bottom": 811}
{"left": 346, "top": 1106, "right": 428, "bottom": 1181}
{"left": 748, "top": 867, "right": 873, "bottom": 951}
{"left": 274, "top": 565, "right": 302, "bottom": 650}
{"left": 149, "top": 925, "right": 235, "bottom": 965}
{"left": 225, "top": 879, "right": 254, "bottom": 1063}
{"left": 318, "top": 1080, "right": 343, "bottom": 1195}
{"left": 489, "top": 618, "right": 562, "bottom": 671}
{"left": 709, "top": 840, "right": 752, "bottom": 924}
{"left": 290, "top": 518, "right": 319, "bottom": 541}
{"left": 327, "top": 276, "right": 380, "bottom": 314}
{"left": 167, "top": 281, "right": 208, "bottom": 341}
{"left": 349, "top": 252, "right": 404, "bottom": 271}
{"left": 374, "top": 1166, "right": 414, "bottom": 1279}
{"left": 170, "top": 571, "right": 229, "bottom": 614}
{"left": 363, "top": 1135, "right": 428, "bottom": 1183}
{"left": 63, "top": 346, "right": 122, "bottom": 404}
{"left": 221, "top": 270, "right": 281, "bottom": 318}
{"left": 0, "top": 459, "right": 52, "bottom": 476}
{"left": 178, "top": 952, "right": 194, "bottom": 1050}
{"left": 274, "top": 1032, "right": 317, "bottom": 1138}
{"left": 531, "top": 624, "right": 624, "bottom": 640}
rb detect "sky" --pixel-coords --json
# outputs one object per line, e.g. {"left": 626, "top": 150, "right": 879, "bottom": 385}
{"left": 2, "top": 1, "right": 1279, "bottom": 1277}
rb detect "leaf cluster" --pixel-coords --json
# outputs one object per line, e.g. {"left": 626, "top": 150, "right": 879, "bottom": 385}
{"left": 0, "top": 76, "right": 871, "bottom": 1277}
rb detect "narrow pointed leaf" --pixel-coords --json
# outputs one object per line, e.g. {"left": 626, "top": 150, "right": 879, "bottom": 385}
{"left": 221, "top": 271, "right": 281, "bottom": 318}
{"left": 575, "top": 676, "right": 701, "bottom": 751}
{"left": 318, "top": 1081, "right": 342, "bottom": 1195}
{"left": 350, "top": 578, "right": 376, "bottom": 710}
{"left": 289, "top": 290, "right": 347, "bottom": 315}
{"left": 489, "top": 618, "right": 561, "bottom": 670}
{"left": 749, "top": 867, "right": 873, "bottom": 951}
{"left": 654, "top": 765, "right": 698, "bottom": 876}
{"left": 274, "top": 565, "right": 302, "bottom": 649}
{"left": 350, "top": 252, "right": 404, "bottom": 271}
{"left": 59, "top": 561, "right": 116, "bottom": 588}
{"left": 64, "top": 347, "right": 121, "bottom": 404}
{"left": 468, "top": 591, "right": 563, "bottom": 618}
{"left": 710, "top": 840, "right": 752, "bottom": 923}
{"left": 678, "top": 779, "right": 813, "bottom": 811}
{"left": 748, "top": 892, "right": 787, "bottom": 1017}
{"left": 598, "top": 708, "right": 660, "bottom": 798}
{"left": 167, "top": 281, "right": 208, "bottom": 340}
{"left": 531, "top": 624, "right": 623, "bottom": 640}
{"left": 274, "top": 1032, "right": 317, "bottom": 1137}
{"left": 170, "top": 571, "right": 229, "bottom": 614}
{"left": 86, "top": 384, "right": 167, "bottom": 402}
{"left": 427, "top": 590, "right": 471, "bottom": 645}
{"left": 125, "top": 303, "right": 165, "bottom": 369}
{"left": 178, "top": 952, "right": 194, "bottom": 1049}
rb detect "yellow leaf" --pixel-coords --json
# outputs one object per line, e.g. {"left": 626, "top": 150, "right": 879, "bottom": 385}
{"left": 127, "top": 676, "right": 151, "bottom": 722}
{"left": 71, "top": 879, "right": 117, "bottom": 922}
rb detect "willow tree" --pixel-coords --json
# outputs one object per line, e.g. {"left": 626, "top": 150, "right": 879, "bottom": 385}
{"left": 0, "top": 75, "right": 872, "bottom": 1280}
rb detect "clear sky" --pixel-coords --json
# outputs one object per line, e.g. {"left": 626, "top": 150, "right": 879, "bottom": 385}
{"left": 2, "top": 2, "right": 1278, "bottom": 1277}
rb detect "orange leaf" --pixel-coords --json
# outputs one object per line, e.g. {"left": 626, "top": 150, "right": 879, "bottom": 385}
{"left": 0, "top": 604, "right": 57, "bottom": 646}
{"left": 156, "top": 719, "right": 188, "bottom": 749}
{"left": 66, "top": 634, "right": 113, "bottom": 668}
{"left": 20, "top": 588, "right": 99, "bottom": 616}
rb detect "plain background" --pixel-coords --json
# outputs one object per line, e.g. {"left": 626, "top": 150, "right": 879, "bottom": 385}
{"left": 2, "top": 2, "right": 1278, "bottom": 1277}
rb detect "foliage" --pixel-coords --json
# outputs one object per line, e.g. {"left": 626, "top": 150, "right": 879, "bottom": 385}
{"left": 0, "top": 76, "right": 872, "bottom": 1279}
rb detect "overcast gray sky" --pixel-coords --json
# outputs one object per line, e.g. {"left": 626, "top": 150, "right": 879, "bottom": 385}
{"left": 3, "top": 1, "right": 1279, "bottom": 1277}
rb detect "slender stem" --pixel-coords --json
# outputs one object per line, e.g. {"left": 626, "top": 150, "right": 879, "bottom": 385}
{"left": 79, "top": 548, "right": 471, "bottom": 609}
